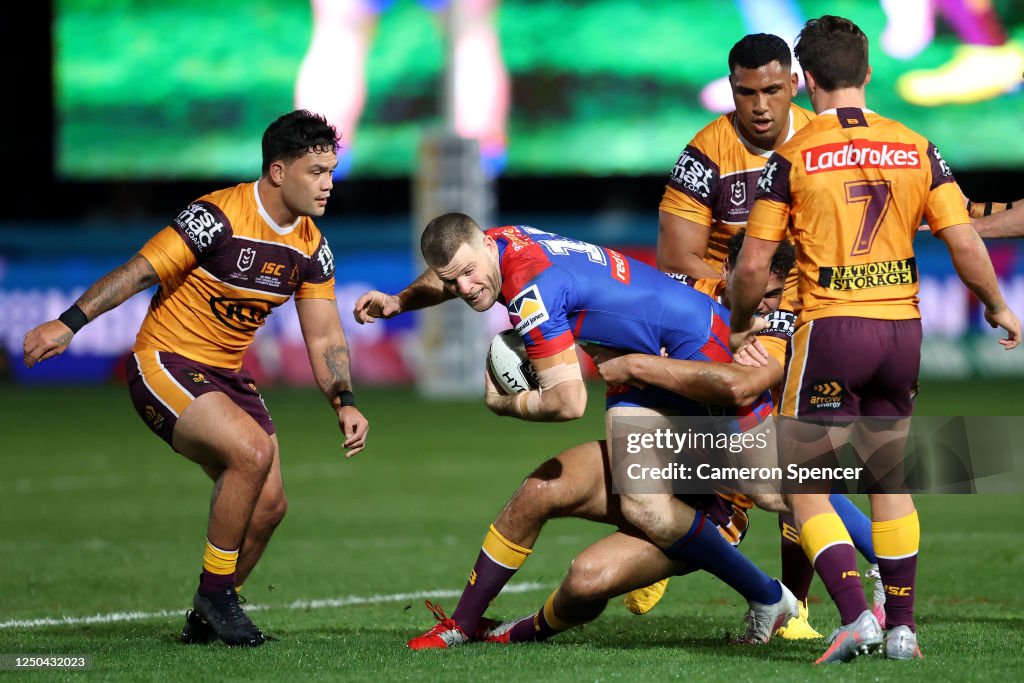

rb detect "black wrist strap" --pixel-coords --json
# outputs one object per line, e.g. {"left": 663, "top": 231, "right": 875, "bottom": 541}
{"left": 338, "top": 390, "right": 356, "bottom": 408}
{"left": 58, "top": 304, "right": 88, "bottom": 333}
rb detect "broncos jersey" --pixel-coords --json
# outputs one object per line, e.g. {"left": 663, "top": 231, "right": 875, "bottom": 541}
{"left": 660, "top": 103, "right": 814, "bottom": 275}
{"left": 489, "top": 225, "right": 773, "bottom": 421}
{"left": 134, "top": 182, "right": 336, "bottom": 370}
{"left": 747, "top": 107, "right": 970, "bottom": 324}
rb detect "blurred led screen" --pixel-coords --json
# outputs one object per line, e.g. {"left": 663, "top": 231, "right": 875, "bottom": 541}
{"left": 57, "top": 0, "right": 1024, "bottom": 179}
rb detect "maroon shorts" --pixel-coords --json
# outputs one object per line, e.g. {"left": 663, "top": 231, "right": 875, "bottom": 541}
{"left": 780, "top": 317, "right": 921, "bottom": 420}
{"left": 126, "top": 349, "right": 275, "bottom": 448}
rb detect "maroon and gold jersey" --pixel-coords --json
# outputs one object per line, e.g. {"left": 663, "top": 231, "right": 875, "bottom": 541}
{"left": 659, "top": 103, "right": 814, "bottom": 278}
{"left": 747, "top": 107, "right": 969, "bottom": 324}
{"left": 133, "top": 182, "right": 336, "bottom": 370}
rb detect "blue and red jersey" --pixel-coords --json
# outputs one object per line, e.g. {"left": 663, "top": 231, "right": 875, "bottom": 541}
{"left": 488, "top": 225, "right": 773, "bottom": 422}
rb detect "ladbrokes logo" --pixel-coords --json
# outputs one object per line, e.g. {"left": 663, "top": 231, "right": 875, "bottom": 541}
{"left": 210, "top": 297, "right": 273, "bottom": 332}
{"left": 819, "top": 258, "right": 917, "bottom": 291}
{"left": 509, "top": 285, "right": 550, "bottom": 335}
{"left": 804, "top": 140, "right": 919, "bottom": 174}
{"left": 810, "top": 381, "right": 843, "bottom": 409}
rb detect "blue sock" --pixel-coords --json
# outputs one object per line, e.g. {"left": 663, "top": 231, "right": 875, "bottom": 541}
{"left": 830, "top": 493, "right": 877, "bottom": 564}
{"left": 665, "top": 512, "right": 781, "bottom": 604}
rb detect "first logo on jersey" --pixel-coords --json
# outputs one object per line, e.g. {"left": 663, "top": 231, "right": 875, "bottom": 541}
{"left": 509, "top": 285, "right": 550, "bottom": 335}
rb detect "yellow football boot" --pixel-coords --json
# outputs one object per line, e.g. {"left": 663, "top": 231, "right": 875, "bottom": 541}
{"left": 624, "top": 578, "right": 670, "bottom": 615}
{"left": 775, "top": 599, "right": 824, "bottom": 640}
{"left": 897, "top": 42, "right": 1024, "bottom": 107}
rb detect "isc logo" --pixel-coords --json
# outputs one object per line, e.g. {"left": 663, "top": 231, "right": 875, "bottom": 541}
{"left": 261, "top": 262, "right": 285, "bottom": 276}
{"left": 886, "top": 585, "right": 912, "bottom": 597}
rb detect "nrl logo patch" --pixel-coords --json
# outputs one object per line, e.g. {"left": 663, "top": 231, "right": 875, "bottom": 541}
{"left": 237, "top": 247, "right": 256, "bottom": 271}
{"left": 508, "top": 285, "right": 550, "bottom": 335}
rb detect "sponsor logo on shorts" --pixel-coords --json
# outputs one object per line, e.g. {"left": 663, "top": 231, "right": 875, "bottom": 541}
{"left": 185, "top": 370, "right": 210, "bottom": 384}
{"left": 144, "top": 404, "right": 165, "bottom": 431}
{"left": 237, "top": 248, "right": 256, "bottom": 272}
{"left": 209, "top": 297, "right": 273, "bottom": 331}
{"left": 803, "top": 140, "right": 920, "bottom": 174}
{"left": 508, "top": 285, "right": 550, "bottom": 335}
{"left": 606, "top": 248, "right": 631, "bottom": 285}
{"left": 818, "top": 257, "right": 917, "bottom": 291}
{"left": 174, "top": 203, "right": 225, "bottom": 252}
{"left": 809, "top": 380, "right": 843, "bottom": 409}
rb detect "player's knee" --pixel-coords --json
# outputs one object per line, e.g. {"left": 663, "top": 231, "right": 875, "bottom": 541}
{"left": 512, "top": 458, "right": 581, "bottom": 516}
{"left": 252, "top": 491, "right": 288, "bottom": 537}
{"left": 235, "top": 432, "right": 275, "bottom": 481}
{"left": 561, "top": 556, "right": 616, "bottom": 607}
{"left": 750, "top": 492, "right": 788, "bottom": 513}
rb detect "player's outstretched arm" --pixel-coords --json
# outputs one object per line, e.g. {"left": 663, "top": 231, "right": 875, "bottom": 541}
{"left": 596, "top": 348, "right": 782, "bottom": 407}
{"left": 938, "top": 223, "right": 1022, "bottom": 350}
{"left": 22, "top": 253, "right": 159, "bottom": 368}
{"left": 297, "top": 298, "right": 370, "bottom": 456}
{"left": 972, "top": 199, "right": 1024, "bottom": 239}
{"left": 657, "top": 212, "right": 720, "bottom": 279}
{"left": 485, "top": 347, "right": 587, "bottom": 422}
{"left": 726, "top": 234, "right": 778, "bottom": 351}
{"left": 352, "top": 267, "right": 453, "bottom": 324}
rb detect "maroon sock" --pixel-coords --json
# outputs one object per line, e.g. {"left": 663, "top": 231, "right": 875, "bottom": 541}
{"left": 199, "top": 570, "right": 235, "bottom": 594}
{"left": 878, "top": 555, "right": 918, "bottom": 632}
{"left": 451, "top": 550, "right": 519, "bottom": 634}
{"left": 779, "top": 513, "right": 814, "bottom": 602}
{"left": 507, "top": 608, "right": 561, "bottom": 642}
{"left": 813, "top": 543, "right": 869, "bottom": 625}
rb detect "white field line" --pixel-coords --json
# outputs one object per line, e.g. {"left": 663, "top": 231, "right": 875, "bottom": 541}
{"left": 0, "top": 582, "right": 549, "bottom": 630}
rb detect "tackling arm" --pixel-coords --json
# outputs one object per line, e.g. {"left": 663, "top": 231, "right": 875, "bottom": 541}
{"left": 972, "top": 199, "right": 1024, "bottom": 239}
{"left": 937, "top": 223, "right": 1021, "bottom": 350}
{"left": 22, "top": 253, "right": 159, "bottom": 368}
{"left": 597, "top": 349, "right": 782, "bottom": 407}
{"left": 296, "top": 298, "right": 370, "bottom": 456}
{"left": 726, "top": 234, "right": 777, "bottom": 350}
{"left": 656, "top": 211, "right": 720, "bottom": 279}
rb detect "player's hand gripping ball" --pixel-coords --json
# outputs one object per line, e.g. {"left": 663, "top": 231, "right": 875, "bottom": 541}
{"left": 487, "top": 329, "right": 540, "bottom": 394}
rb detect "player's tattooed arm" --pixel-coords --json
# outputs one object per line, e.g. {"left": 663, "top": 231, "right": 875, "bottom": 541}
{"left": 77, "top": 253, "right": 160, "bottom": 320}
{"left": 297, "top": 298, "right": 370, "bottom": 456}
{"left": 22, "top": 253, "right": 159, "bottom": 368}
{"left": 353, "top": 268, "right": 453, "bottom": 324}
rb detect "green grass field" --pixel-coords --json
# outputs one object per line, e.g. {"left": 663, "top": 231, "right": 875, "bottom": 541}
{"left": 1, "top": 380, "right": 1022, "bottom": 680}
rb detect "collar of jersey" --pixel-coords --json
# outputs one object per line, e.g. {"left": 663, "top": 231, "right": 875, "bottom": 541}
{"left": 816, "top": 107, "right": 876, "bottom": 117}
{"left": 253, "top": 182, "right": 300, "bottom": 235}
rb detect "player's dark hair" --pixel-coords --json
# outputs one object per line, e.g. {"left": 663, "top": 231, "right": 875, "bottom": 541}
{"left": 421, "top": 212, "right": 483, "bottom": 267}
{"left": 261, "top": 110, "right": 339, "bottom": 174}
{"left": 728, "top": 33, "right": 791, "bottom": 74}
{"left": 728, "top": 229, "right": 796, "bottom": 280}
{"left": 794, "top": 15, "right": 869, "bottom": 91}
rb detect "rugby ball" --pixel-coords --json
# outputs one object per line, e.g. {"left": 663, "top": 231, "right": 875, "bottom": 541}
{"left": 487, "top": 329, "right": 540, "bottom": 394}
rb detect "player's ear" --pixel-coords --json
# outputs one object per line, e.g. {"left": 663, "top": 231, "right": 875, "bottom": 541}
{"left": 864, "top": 65, "right": 872, "bottom": 87}
{"left": 803, "top": 70, "right": 817, "bottom": 98}
{"left": 268, "top": 160, "right": 286, "bottom": 186}
{"left": 789, "top": 71, "right": 798, "bottom": 96}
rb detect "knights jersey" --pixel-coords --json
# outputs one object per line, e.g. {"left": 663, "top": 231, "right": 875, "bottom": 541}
{"left": 659, "top": 103, "right": 813, "bottom": 288}
{"left": 489, "top": 225, "right": 773, "bottom": 421}
{"left": 746, "top": 107, "right": 970, "bottom": 324}
{"left": 134, "top": 182, "right": 336, "bottom": 370}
